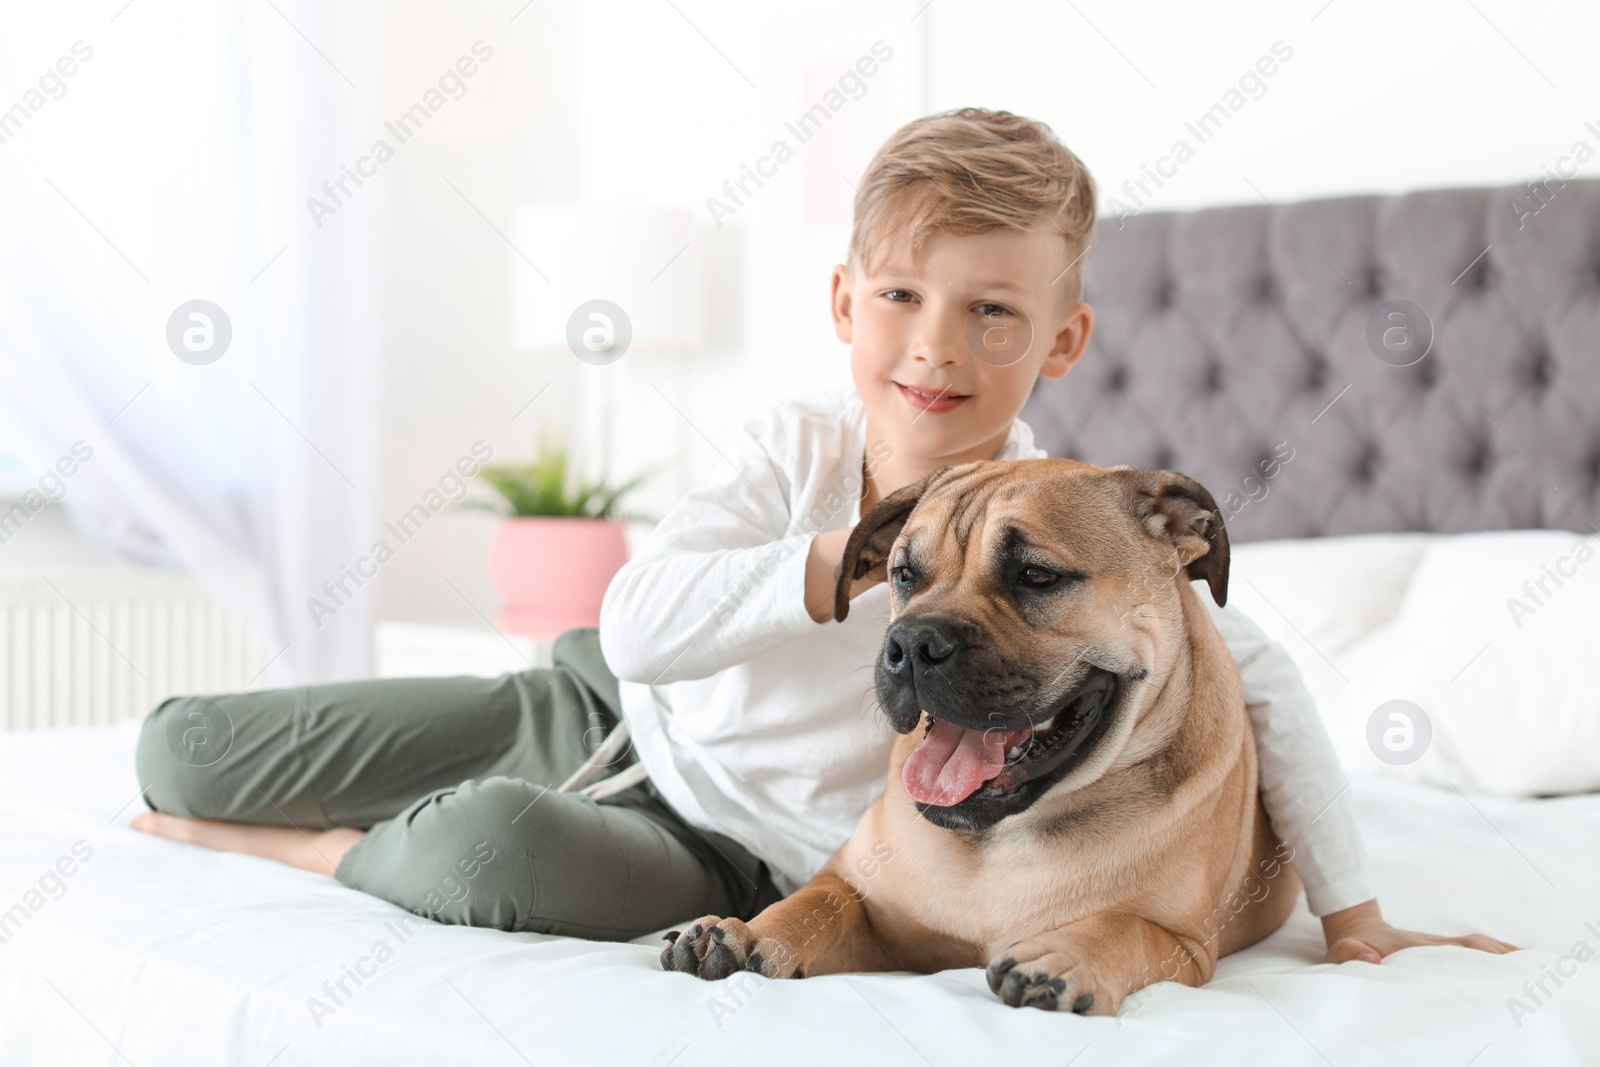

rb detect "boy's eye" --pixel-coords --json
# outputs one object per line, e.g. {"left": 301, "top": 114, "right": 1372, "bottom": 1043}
{"left": 974, "top": 302, "right": 1013, "bottom": 317}
{"left": 883, "top": 289, "right": 917, "bottom": 304}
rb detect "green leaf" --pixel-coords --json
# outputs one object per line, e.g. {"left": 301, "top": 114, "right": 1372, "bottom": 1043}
{"left": 469, "top": 434, "right": 656, "bottom": 518}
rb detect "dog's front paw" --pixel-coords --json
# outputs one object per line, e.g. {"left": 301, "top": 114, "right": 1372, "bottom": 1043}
{"left": 985, "top": 939, "right": 1117, "bottom": 1015}
{"left": 659, "top": 916, "right": 805, "bottom": 980}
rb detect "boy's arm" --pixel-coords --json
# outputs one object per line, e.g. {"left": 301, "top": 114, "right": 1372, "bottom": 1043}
{"left": 803, "top": 526, "right": 877, "bottom": 623}
{"left": 1201, "top": 594, "right": 1374, "bottom": 917}
{"left": 1206, "top": 592, "right": 1520, "bottom": 963}
{"left": 598, "top": 419, "right": 847, "bottom": 686}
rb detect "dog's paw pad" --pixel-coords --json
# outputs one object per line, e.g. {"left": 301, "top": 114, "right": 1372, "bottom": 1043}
{"left": 661, "top": 917, "right": 720, "bottom": 974}
{"left": 985, "top": 956, "right": 1017, "bottom": 994}
{"left": 704, "top": 940, "right": 740, "bottom": 980}
{"left": 1000, "top": 968, "right": 1062, "bottom": 1010}
{"left": 989, "top": 944, "right": 1112, "bottom": 1014}
{"left": 660, "top": 916, "right": 773, "bottom": 981}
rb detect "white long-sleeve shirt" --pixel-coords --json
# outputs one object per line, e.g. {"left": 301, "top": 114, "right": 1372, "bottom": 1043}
{"left": 598, "top": 389, "right": 1371, "bottom": 915}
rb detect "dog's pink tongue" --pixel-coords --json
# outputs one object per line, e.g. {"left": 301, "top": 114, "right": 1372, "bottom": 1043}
{"left": 903, "top": 718, "right": 1030, "bottom": 806}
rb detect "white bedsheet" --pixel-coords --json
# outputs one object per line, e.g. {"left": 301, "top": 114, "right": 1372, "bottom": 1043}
{"left": 0, "top": 720, "right": 1595, "bottom": 1066}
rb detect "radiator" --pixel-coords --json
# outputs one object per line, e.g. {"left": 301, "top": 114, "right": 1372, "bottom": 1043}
{"left": 0, "top": 567, "right": 262, "bottom": 731}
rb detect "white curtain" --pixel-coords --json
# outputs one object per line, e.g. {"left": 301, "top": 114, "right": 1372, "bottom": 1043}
{"left": 0, "top": 2, "right": 384, "bottom": 685}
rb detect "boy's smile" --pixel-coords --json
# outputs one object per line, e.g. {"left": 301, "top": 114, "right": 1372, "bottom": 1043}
{"left": 894, "top": 380, "right": 970, "bottom": 414}
{"left": 831, "top": 222, "right": 1093, "bottom": 500}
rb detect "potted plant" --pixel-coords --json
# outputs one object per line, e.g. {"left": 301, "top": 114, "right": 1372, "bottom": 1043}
{"left": 466, "top": 436, "right": 653, "bottom": 639}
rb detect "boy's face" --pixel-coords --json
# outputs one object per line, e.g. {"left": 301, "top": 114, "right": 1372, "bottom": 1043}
{"left": 831, "top": 222, "right": 1092, "bottom": 463}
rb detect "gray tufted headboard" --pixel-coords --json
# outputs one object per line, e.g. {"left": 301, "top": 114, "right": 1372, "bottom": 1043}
{"left": 1020, "top": 179, "right": 1600, "bottom": 541}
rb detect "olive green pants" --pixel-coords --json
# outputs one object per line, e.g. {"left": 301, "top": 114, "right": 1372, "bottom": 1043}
{"left": 134, "top": 628, "right": 783, "bottom": 941}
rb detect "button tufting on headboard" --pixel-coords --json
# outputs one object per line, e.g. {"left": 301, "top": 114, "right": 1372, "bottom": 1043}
{"left": 1020, "top": 178, "right": 1600, "bottom": 540}
{"left": 1532, "top": 353, "right": 1555, "bottom": 387}
{"left": 1303, "top": 353, "right": 1326, "bottom": 391}
{"left": 1353, "top": 446, "right": 1379, "bottom": 482}
{"left": 1465, "top": 444, "right": 1491, "bottom": 477}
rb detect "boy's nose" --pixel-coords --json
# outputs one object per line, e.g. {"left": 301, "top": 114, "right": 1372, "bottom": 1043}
{"left": 909, "top": 320, "right": 967, "bottom": 368}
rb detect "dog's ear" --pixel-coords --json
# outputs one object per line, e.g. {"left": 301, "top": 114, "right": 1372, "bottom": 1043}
{"left": 834, "top": 468, "right": 949, "bottom": 622}
{"left": 1118, "top": 469, "right": 1230, "bottom": 606}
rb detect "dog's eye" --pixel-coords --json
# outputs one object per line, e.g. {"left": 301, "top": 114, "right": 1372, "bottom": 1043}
{"left": 890, "top": 564, "right": 914, "bottom": 587}
{"left": 1017, "top": 566, "right": 1058, "bottom": 588}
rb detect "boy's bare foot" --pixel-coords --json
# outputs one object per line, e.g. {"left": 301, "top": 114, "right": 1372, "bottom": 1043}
{"left": 130, "top": 811, "right": 365, "bottom": 879}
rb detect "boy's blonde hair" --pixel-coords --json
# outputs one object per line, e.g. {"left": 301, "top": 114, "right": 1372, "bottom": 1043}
{"left": 849, "top": 107, "right": 1097, "bottom": 305}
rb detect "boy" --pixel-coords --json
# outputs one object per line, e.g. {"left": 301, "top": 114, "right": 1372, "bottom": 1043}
{"left": 134, "top": 107, "right": 1512, "bottom": 968}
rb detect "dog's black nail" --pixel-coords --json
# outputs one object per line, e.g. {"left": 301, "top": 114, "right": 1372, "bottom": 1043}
{"left": 986, "top": 957, "right": 1017, "bottom": 994}
{"left": 708, "top": 925, "right": 725, "bottom": 941}
{"left": 688, "top": 923, "right": 703, "bottom": 937}
{"left": 1072, "top": 992, "right": 1094, "bottom": 1013}
{"left": 664, "top": 930, "right": 680, "bottom": 942}
{"left": 660, "top": 944, "right": 675, "bottom": 970}
{"left": 1048, "top": 977, "right": 1065, "bottom": 994}
{"left": 793, "top": 966, "right": 806, "bottom": 979}
{"left": 746, "top": 951, "right": 764, "bottom": 973}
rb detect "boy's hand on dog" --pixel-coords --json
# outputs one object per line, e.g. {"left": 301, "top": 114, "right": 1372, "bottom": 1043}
{"left": 804, "top": 527, "right": 882, "bottom": 623}
{"left": 660, "top": 916, "right": 806, "bottom": 980}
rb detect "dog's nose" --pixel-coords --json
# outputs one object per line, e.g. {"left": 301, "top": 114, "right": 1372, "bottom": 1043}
{"left": 884, "top": 617, "right": 959, "bottom": 674}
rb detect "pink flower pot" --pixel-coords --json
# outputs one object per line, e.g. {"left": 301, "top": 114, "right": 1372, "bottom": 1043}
{"left": 488, "top": 517, "right": 630, "bottom": 640}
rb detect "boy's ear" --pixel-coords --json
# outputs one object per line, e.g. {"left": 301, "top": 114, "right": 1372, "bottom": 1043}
{"left": 834, "top": 467, "right": 949, "bottom": 622}
{"left": 1040, "top": 301, "right": 1093, "bottom": 380}
{"left": 830, "top": 263, "right": 853, "bottom": 344}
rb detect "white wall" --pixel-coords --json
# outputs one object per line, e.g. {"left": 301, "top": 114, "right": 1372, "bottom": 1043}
{"left": 371, "top": 0, "right": 581, "bottom": 626}
{"left": 357, "top": 0, "right": 1600, "bottom": 626}
{"left": 927, "top": 0, "right": 1600, "bottom": 212}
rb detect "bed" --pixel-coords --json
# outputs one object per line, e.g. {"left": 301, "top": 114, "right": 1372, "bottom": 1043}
{"left": 2, "top": 719, "right": 1596, "bottom": 1065}
{"left": 4, "top": 179, "right": 1599, "bottom": 1065}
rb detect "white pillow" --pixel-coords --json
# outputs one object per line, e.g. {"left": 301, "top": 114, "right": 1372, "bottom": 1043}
{"left": 1227, "top": 532, "right": 1437, "bottom": 714}
{"left": 1322, "top": 530, "right": 1600, "bottom": 796}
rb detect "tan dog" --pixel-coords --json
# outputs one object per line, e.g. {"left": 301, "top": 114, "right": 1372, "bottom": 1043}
{"left": 660, "top": 459, "right": 1299, "bottom": 1014}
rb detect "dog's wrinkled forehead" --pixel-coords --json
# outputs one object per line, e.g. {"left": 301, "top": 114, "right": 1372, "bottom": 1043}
{"left": 897, "top": 462, "right": 1138, "bottom": 570}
